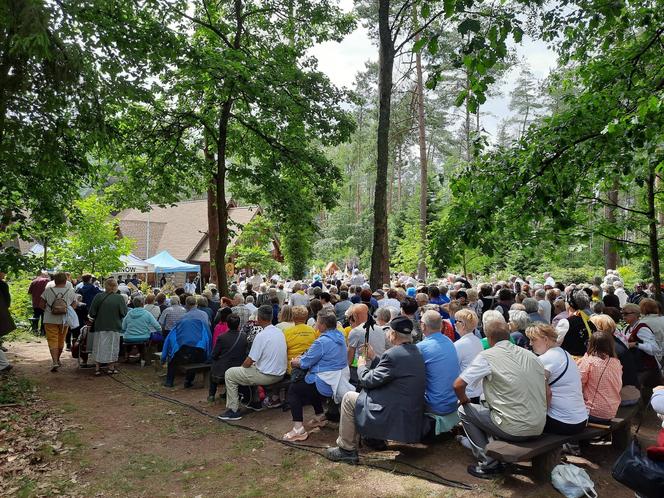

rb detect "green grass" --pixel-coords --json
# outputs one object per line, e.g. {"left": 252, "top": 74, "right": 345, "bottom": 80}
{"left": 4, "top": 326, "right": 38, "bottom": 343}
{"left": 0, "top": 375, "right": 34, "bottom": 404}
{"left": 15, "top": 477, "right": 37, "bottom": 498}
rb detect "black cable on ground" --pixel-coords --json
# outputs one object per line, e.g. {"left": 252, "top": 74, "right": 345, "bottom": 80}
{"left": 108, "top": 370, "right": 473, "bottom": 490}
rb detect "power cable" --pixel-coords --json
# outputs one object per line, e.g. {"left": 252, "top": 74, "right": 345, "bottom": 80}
{"left": 107, "top": 370, "right": 473, "bottom": 490}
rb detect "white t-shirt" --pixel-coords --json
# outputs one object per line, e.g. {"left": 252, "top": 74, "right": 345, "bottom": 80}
{"left": 538, "top": 347, "right": 588, "bottom": 424}
{"left": 454, "top": 333, "right": 484, "bottom": 398}
{"left": 347, "top": 323, "right": 390, "bottom": 362}
{"left": 40, "top": 286, "right": 77, "bottom": 324}
{"left": 289, "top": 293, "right": 309, "bottom": 307}
{"left": 248, "top": 324, "right": 287, "bottom": 376}
{"left": 545, "top": 276, "right": 555, "bottom": 287}
{"left": 378, "top": 298, "right": 401, "bottom": 310}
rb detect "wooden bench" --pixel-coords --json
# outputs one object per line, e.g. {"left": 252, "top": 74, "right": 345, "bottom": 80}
{"left": 486, "top": 403, "right": 640, "bottom": 481}
{"left": 180, "top": 363, "right": 211, "bottom": 386}
{"left": 152, "top": 352, "right": 211, "bottom": 386}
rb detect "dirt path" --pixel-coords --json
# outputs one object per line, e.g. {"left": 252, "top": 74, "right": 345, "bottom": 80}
{"left": 4, "top": 340, "right": 649, "bottom": 497}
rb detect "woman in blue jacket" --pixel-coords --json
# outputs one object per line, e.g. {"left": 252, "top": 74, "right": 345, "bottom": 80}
{"left": 122, "top": 295, "right": 161, "bottom": 366}
{"left": 283, "top": 308, "right": 352, "bottom": 442}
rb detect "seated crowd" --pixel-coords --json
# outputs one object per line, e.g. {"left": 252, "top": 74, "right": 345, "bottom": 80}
{"left": 20, "top": 269, "right": 664, "bottom": 479}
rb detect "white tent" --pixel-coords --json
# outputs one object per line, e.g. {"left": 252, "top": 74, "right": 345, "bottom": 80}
{"left": 118, "top": 254, "right": 154, "bottom": 273}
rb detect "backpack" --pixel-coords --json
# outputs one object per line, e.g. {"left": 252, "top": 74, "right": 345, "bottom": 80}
{"left": 50, "top": 288, "right": 68, "bottom": 315}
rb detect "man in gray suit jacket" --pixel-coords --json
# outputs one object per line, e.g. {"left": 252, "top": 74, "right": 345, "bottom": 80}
{"left": 326, "top": 316, "right": 426, "bottom": 464}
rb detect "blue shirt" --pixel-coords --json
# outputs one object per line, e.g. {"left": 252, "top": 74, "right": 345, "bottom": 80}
{"left": 77, "top": 283, "right": 101, "bottom": 308}
{"left": 299, "top": 329, "right": 348, "bottom": 397}
{"left": 430, "top": 296, "right": 451, "bottom": 320}
{"left": 416, "top": 332, "right": 460, "bottom": 415}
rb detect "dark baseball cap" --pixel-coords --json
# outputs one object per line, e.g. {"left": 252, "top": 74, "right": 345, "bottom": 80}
{"left": 389, "top": 316, "right": 413, "bottom": 336}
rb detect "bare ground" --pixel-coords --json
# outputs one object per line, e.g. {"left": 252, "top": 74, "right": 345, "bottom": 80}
{"left": 2, "top": 339, "right": 654, "bottom": 497}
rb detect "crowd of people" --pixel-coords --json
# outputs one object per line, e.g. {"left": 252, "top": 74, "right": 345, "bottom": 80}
{"left": 2, "top": 267, "right": 664, "bottom": 480}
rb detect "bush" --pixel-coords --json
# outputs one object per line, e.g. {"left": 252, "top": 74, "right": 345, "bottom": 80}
{"left": 7, "top": 275, "right": 33, "bottom": 327}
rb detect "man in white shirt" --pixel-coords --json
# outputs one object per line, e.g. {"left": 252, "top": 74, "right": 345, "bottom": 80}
{"left": 349, "top": 269, "right": 365, "bottom": 287}
{"left": 244, "top": 295, "right": 258, "bottom": 315}
{"left": 614, "top": 280, "right": 629, "bottom": 308}
{"left": 219, "top": 305, "right": 286, "bottom": 420}
{"left": 535, "top": 289, "right": 552, "bottom": 323}
{"left": 289, "top": 282, "right": 310, "bottom": 307}
{"left": 543, "top": 272, "right": 555, "bottom": 287}
{"left": 183, "top": 279, "right": 196, "bottom": 294}
{"left": 346, "top": 304, "right": 390, "bottom": 381}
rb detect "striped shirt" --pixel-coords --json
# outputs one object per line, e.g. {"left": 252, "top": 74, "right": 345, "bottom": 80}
{"left": 159, "top": 305, "right": 186, "bottom": 331}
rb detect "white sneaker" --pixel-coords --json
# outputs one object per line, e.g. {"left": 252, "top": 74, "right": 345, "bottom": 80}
{"left": 456, "top": 435, "right": 473, "bottom": 451}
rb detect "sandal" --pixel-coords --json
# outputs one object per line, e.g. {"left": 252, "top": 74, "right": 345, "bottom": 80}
{"left": 307, "top": 418, "right": 327, "bottom": 429}
{"left": 282, "top": 427, "right": 309, "bottom": 442}
{"left": 109, "top": 368, "right": 119, "bottom": 375}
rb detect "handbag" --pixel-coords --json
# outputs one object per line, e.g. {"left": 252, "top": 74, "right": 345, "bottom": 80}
{"left": 612, "top": 436, "right": 664, "bottom": 497}
{"left": 551, "top": 464, "right": 597, "bottom": 498}
{"left": 290, "top": 366, "right": 308, "bottom": 383}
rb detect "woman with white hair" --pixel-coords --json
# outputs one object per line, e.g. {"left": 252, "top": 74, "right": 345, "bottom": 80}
{"left": 509, "top": 310, "right": 531, "bottom": 349}
{"left": 89, "top": 278, "right": 128, "bottom": 376}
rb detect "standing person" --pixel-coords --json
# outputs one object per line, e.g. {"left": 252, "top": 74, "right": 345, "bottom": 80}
{"left": 0, "top": 270, "right": 16, "bottom": 352}
{"left": 39, "top": 272, "right": 77, "bottom": 372}
{"left": 28, "top": 271, "right": 50, "bottom": 335}
{"left": 89, "top": 278, "right": 128, "bottom": 376}
{"left": 76, "top": 274, "right": 101, "bottom": 308}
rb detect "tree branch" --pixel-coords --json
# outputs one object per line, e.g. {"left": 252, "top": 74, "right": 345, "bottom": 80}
{"left": 396, "top": 9, "right": 447, "bottom": 53}
{"left": 578, "top": 195, "right": 650, "bottom": 216}
{"left": 598, "top": 232, "right": 649, "bottom": 247}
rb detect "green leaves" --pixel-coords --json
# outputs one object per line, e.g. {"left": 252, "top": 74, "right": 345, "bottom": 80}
{"left": 457, "top": 18, "right": 481, "bottom": 35}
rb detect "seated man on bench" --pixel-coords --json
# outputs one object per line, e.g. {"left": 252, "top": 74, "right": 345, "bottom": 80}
{"left": 417, "top": 310, "right": 460, "bottom": 437}
{"left": 219, "top": 305, "right": 287, "bottom": 421}
{"left": 161, "top": 313, "right": 212, "bottom": 388}
{"left": 453, "top": 319, "right": 547, "bottom": 479}
{"left": 325, "top": 316, "right": 426, "bottom": 463}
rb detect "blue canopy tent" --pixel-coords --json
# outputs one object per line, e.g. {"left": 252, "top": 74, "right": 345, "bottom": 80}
{"left": 145, "top": 251, "right": 201, "bottom": 273}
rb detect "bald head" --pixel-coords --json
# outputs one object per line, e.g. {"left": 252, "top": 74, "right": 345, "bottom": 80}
{"left": 351, "top": 303, "right": 369, "bottom": 324}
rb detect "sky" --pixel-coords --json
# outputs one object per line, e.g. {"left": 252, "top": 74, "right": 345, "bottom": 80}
{"left": 309, "top": 1, "right": 558, "bottom": 138}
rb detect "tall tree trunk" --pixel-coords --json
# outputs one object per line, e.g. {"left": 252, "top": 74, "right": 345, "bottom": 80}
{"left": 647, "top": 166, "right": 662, "bottom": 302}
{"left": 205, "top": 139, "right": 219, "bottom": 284}
{"left": 603, "top": 181, "right": 619, "bottom": 271}
{"left": 213, "top": 0, "right": 243, "bottom": 297}
{"left": 370, "top": 0, "right": 394, "bottom": 288}
{"left": 397, "top": 145, "right": 402, "bottom": 206}
{"left": 414, "top": 28, "right": 427, "bottom": 280}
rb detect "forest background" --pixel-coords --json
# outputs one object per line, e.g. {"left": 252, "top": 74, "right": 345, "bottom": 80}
{"left": 2, "top": 0, "right": 663, "bottom": 299}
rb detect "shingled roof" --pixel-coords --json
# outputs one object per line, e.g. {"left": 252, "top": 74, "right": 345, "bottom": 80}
{"left": 117, "top": 200, "right": 260, "bottom": 263}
